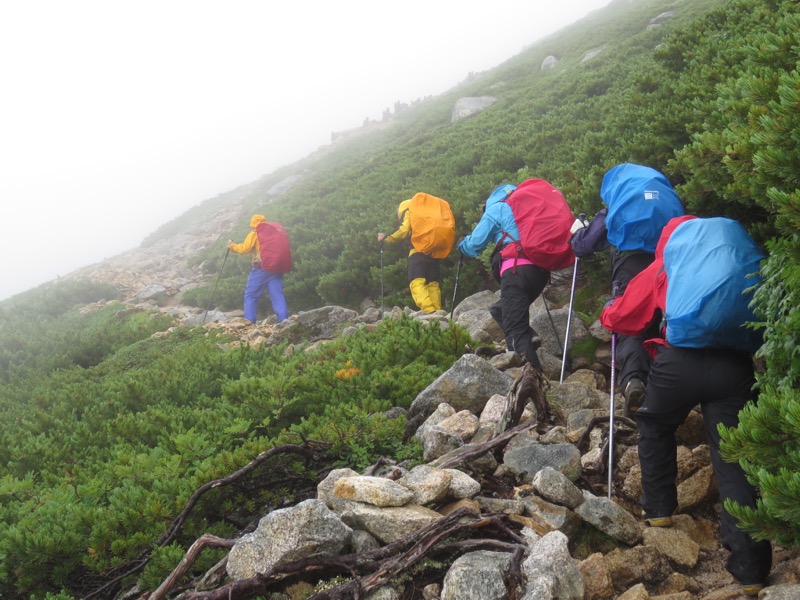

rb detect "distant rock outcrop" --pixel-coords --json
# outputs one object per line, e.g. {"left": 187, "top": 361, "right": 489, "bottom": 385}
{"left": 451, "top": 96, "right": 498, "bottom": 122}
{"left": 541, "top": 55, "right": 559, "bottom": 70}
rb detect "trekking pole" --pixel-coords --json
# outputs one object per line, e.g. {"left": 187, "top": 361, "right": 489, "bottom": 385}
{"left": 202, "top": 248, "right": 230, "bottom": 324}
{"left": 607, "top": 280, "right": 621, "bottom": 499}
{"left": 449, "top": 253, "right": 464, "bottom": 320}
{"left": 560, "top": 256, "right": 580, "bottom": 383}
{"left": 561, "top": 213, "right": 585, "bottom": 383}
{"left": 380, "top": 240, "right": 385, "bottom": 318}
{"left": 608, "top": 331, "right": 617, "bottom": 499}
{"left": 541, "top": 294, "right": 564, "bottom": 356}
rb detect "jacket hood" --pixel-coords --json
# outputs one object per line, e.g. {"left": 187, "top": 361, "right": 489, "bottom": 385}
{"left": 484, "top": 183, "right": 516, "bottom": 209}
{"left": 397, "top": 199, "right": 412, "bottom": 220}
{"left": 655, "top": 215, "right": 696, "bottom": 259}
{"left": 250, "top": 214, "right": 266, "bottom": 229}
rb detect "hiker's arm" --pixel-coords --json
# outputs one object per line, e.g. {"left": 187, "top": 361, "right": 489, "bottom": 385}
{"left": 458, "top": 213, "right": 498, "bottom": 258}
{"left": 570, "top": 208, "right": 609, "bottom": 257}
{"left": 383, "top": 211, "right": 411, "bottom": 243}
{"left": 228, "top": 232, "right": 258, "bottom": 254}
{"left": 600, "top": 262, "right": 662, "bottom": 336}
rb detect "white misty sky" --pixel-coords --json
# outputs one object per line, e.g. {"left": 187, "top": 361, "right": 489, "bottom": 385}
{"left": 0, "top": 0, "right": 609, "bottom": 301}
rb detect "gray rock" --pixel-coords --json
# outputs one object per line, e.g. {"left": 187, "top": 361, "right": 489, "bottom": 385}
{"left": 333, "top": 476, "right": 414, "bottom": 507}
{"left": 574, "top": 491, "right": 642, "bottom": 546}
{"left": 453, "top": 290, "right": 500, "bottom": 320}
{"left": 521, "top": 495, "right": 582, "bottom": 537}
{"left": 521, "top": 531, "right": 584, "bottom": 600}
{"left": 457, "top": 308, "right": 505, "bottom": 343}
{"left": 451, "top": 97, "right": 498, "bottom": 122}
{"left": 441, "top": 550, "right": 511, "bottom": 600}
{"left": 339, "top": 503, "right": 441, "bottom": 544}
{"left": 541, "top": 55, "right": 559, "bottom": 70}
{"left": 227, "top": 499, "right": 352, "bottom": 580}
{"left": 532, "top": 466, "right": 585, "bottom": 509}
{"left": 410, "top": 354, "right": 513, "bottom": 417}
{"left": 422, "top": 425, "right": 464, "bottom": 462}
{"left": 415, "top": 403, "right": 457, "bottom": 441}
{"left": 317, "top": 468, "right": 360, "bottom": 512}
{"left": 504, "top": 442, "right": 582, "bottom": 483}
{"left": 530, "top": 301, "right": 590, "bottom": 359}
{"left": 398, "top": 465, "right": 453, "bottom": 505}
{"left": 351, "top": 529, "right": 381, "bottom": 553}
{"left": 761, "top": 584, "right": 800, "bottom": 599}
{"left": 642, "top": 526, "right": 700, "bottom": 568}
{"left": 267, "top": 305, "right": 359, "bottom": 345}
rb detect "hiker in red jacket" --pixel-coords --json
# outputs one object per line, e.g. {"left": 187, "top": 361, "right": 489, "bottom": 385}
{"left": 228, "top": 214, "right": 289, "bottom": 323}
{"left": 601, "top": 216, "right": 772, "bottom": 596}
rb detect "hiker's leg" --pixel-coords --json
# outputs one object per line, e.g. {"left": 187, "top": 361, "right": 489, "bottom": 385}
{"left": 426, "top": 281, "right": 441, "bottom": 312}
{"left": 408, "top": 253, "right": 437, "bottom": 312}
{"left": 611, "top": 249, "right": 658, "bottom": 392}
{"left": 243, "top": 268, "right": 269, "bottom": 323}
{"left": 499, "top": 264, "right": 548, "bottom": 367}
{"left": 409, "top": 277, "right": 435, "bottom": 312}
{"left": 617, "top": 332, "right": 653, "bottom": 391}
{"left": 265, "top": 273, "right": 288, "bottom": 321}
{"left": 697, "top": 350, "right": 771, "bottom": 585}
{"left": 634, "top": 346, "right": 697, "bottom": 518}
{"left": 425, "top": 257, "right": 442, "bottom": 311}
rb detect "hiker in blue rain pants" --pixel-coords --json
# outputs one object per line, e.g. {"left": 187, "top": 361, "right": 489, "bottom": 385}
{"left": 228, "top": 214, "right": 288, "bottom": 323}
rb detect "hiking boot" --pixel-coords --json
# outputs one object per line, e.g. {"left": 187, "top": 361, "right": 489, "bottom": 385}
{"left": 644, "top": 514, "right": 673, "bottom": 528}
{"left": 474, "top": 346, "right": 501, "bottom": 358}
{"left": 741, "top": 583, "right": 765, "bottom": 596}
{"left": 624, "top": 378, "right": 646, "bottom": 416}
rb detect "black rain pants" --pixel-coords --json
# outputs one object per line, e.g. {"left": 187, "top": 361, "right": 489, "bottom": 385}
{"left": 489, "top": 263, "right": 549, "bottom": 369}
{"left": 634, "top": 345, "right": 772, "bottom": 585}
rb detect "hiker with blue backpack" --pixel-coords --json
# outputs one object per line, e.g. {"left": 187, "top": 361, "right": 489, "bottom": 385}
{"left": 228, "top": 214, "right": 292, "bottom": 323}
{"left": 458, "top": 180, "right": 574, "bottom": 370}
{"left": 570, "top": 163, "right": 685, "bottom": 415}
{"left": 601, "top": 216, "right": 772, "bottom": 597}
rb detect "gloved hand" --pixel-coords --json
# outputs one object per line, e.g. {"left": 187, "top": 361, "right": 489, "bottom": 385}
{"left": 570, "top": 218, "right": 587, "bottom": 234}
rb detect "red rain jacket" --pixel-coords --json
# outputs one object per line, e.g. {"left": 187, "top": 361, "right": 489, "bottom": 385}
{"left": 600, "top": 215, "right": 696, "bottom": 355}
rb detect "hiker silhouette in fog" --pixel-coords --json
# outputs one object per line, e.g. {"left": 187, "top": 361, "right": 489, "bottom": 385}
{"left": 228, "top": 214, "right": 291, "bottom": 323}
{"left": 570, "top": 163, "right": 684, "bottom": 416}
{"left": 458, "top": 180, "right": 574, "bottom": 371}
{"left": 601, "top": 216, "right": 771, "bottom": 597}
{"left": 378, "top": 193, "right": 455, "bottom": 313}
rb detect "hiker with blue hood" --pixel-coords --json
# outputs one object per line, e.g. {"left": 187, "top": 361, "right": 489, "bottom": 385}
{"left": 570, "top": 163, "right": 684, "bottom": 415}
{"left": 458, "top": 180, "right": 574, "bottom": 370}
{"left": 228, "top": 214, "right": 292, "bottom": 323}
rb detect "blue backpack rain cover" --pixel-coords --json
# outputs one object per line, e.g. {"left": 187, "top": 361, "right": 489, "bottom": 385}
{"left": 664, "top": 217, "right": 765, "bottom": 353}
{"left": 601, "top": 163, "right": 685, "bottom": 253}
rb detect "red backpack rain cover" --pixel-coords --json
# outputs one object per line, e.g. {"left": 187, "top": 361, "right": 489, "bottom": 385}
{"left": 255, "top": 221, "right": 293, "bottom": 274}
{"left": 500, "top": 178, "right": 575, "bottom": 271}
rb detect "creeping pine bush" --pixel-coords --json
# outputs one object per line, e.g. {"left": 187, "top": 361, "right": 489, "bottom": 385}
{"left": 0, "top": 312, "right": 472, "bottom": 598}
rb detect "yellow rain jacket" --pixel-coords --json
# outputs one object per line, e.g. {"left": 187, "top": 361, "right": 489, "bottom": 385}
{"left": 229, "top": 214, "right": 266, "bottom": 265}
{"left": 383, "top": 200, "right": 417, "bottom": 255}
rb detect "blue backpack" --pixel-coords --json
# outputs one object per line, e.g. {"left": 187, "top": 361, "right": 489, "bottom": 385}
{"left": 601, "top": 163, "right": 685, "bottom": 253}
{"left": 663, "top": 217, "right": 765, "bottom": 353}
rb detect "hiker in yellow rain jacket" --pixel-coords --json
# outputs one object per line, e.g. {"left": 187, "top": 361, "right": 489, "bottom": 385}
{"left": 227, "top": 214, "right": 288, "bottom": 323}
{"left": 378, "top": 199, "right": 442, "bottom": 313}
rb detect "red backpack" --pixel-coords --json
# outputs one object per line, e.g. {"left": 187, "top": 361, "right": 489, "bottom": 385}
{"left": 499, "top": 179, "right": 575, "bottom": 271}
{"left": 255, "top": 221, "right": 293, "bottom": 274}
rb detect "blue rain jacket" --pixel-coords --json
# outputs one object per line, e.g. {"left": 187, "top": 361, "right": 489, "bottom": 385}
{"left": 458, "top": 184, "right": 519, "bottom": 258}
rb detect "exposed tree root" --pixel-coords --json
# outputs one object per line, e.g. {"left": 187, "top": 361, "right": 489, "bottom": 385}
{"left": 84, "top": 441, "right": 332, "bottom": 600}
{"left": 172, "top": 508, "right": 526, "bottom": 600}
